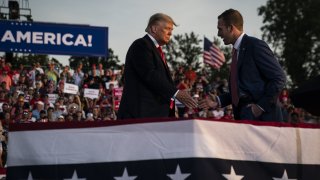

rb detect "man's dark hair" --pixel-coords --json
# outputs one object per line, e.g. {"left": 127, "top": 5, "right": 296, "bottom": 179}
{"left": 218, "top": 9, "right": 243, "bottom": 31}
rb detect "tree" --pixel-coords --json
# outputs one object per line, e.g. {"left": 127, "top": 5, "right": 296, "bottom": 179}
{"left": 69, "top": 48, "right": 122, "bottom": 72}
{"left": 258, "top": 0, "right": 320, "bottom": 86}
{"left": 164, "top": 32, "right": 232, "bottom": 82}
{"left": 164, "top": 32, "right": 202, "bottom": 72}
{"left": 12, "top": 54, "right": 62, "bottom": 69}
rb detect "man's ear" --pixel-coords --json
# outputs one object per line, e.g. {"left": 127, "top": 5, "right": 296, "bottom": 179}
{"left": 151, "top": 25, "right": 157, "bottom": 33}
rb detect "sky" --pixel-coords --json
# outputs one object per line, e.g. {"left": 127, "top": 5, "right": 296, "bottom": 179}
{"left": 23, "top": 0, "right": 266, "bottom": 65}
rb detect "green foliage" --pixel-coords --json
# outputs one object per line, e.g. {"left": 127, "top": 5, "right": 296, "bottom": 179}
{"left": 258, "top": 0, "right": 320, "bottom": 86}
{"left": 69, "top": 48, "right": 121, "bottom": 72}
{"left": 164, "top": 32, "right": 231, "bottom": 81}
{"left": 12, "top": 54, "right": 62, "bottom": 69}
{"left": 164, "top": 32, "right": 202, "bottom": 72}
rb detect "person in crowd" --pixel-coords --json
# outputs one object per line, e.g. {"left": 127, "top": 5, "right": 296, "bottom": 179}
{"left": 38, "top": 110, "right": 48, "bottom": 122}
{"left": 16, "top": 109, "right": 33, "bottom": 123}
{"left": 32, "top": 101, "right": 45, "bottom": 120}
{"left": 74, "top": 110, "right": 84, "bottom": 122}
{"left": 24, "top": 87, "right": 34, "bottom": 102}
{"left": 96, "top": 63, "right": 104, "bottom": 77}
{"left": 60, "top": 65, "right": 72, "bottom": 83}
{"left": 92, "top": 106, "right": 101, "bottom": 121}
{"left": 217, "top": 79, "right": 229, "bottom": 94}
{"left": 212, "top": 107, "right": 225, "bottom": 119}
{"left": 15, "top": 73, "right": 28, "bottom": 92}
{"left": 45, "top": 80, "right": 57, "bottom": 94}
{"left": 45, "top": 62, "right": 59, "bottom": 86}
{"left": 118, "top": 13, "right": 197, "bottom": 119}
{"left": 0, "top": 90, "right": 8, "bottom": 104}
{"left": 0, "top": 103, "right": 10, "bottom": 120}
{"left": 88, "top": 64, "right": 97, "bottom": 77}
{"left": 52, "top": 102, "right": 63, "bottom": 122}
{"left": 73, "top": 65, "right": 84, "bottom": 87}
{"left": 199, "top": 9, "right": 286, "bottom": 122}
{"left": 83, "top": 97, "right": 97, "bottom": 115}
{"left": 85, "top": 113, "right": 94, "bottom": 121}
{"left": 65, "top": 114, "right": 74, "bottom": 122}
{"left": 10, "top": 95, "right": 30, "bottom": 120}
{"left": 34, "top": 79, "right": 46, "bottom": 95}
{"left": 184, "top": 65, "right": 197, "bottom": 86}
{"left": 57, "top": 115, "right": 65, "bottom": 122}
{"left": 222, "top": 105, "right": 234, "bottom": 120}
{"left": 0, "top": 120, "right": 5, "bottom": 167}
{"left": 29, "top": 91, "right": 43, "bottom": 108}
{"left": 47, "top": 107, "right": 55, "bottom": 122}
{"left": 0, "top": 70, "right": 12, "bottom": 91}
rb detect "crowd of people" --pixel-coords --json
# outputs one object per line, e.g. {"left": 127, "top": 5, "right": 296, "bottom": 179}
{"left": 0, "top": 55, "right": 318, "bottom": 167}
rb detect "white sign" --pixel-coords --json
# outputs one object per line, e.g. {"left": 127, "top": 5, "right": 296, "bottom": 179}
{"left": 105, "top": 81, "right": 118, "bottom": 89}
{"left": 48, "top": 94, "right": 58, "bottom": 104}
{"left": 63, "top": 83, "right": 79, "bottom": 95}
{"left": 84, "top": 88, "right": 99, "bottom": 99}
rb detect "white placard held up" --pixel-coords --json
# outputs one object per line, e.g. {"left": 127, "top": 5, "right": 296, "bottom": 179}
{"left": 63, "top": 83, "right": 79, "bottom": 95}
{"left": 84, "top": 88, "right": 99, "bottom": 99}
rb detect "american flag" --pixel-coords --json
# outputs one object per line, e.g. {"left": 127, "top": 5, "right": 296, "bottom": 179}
{"left": 203, "top": 37, "right": 225, "bottom": 69}
{"left": 7, "top": 119, "right": 320, "bottom": 179}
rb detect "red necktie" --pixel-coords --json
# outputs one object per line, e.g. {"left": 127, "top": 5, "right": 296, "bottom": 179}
{"left": 157, "top": 46, "right": 167, "bottom": 65}
{"left": 231, "top": 48, "right": 239, "bottom": 106}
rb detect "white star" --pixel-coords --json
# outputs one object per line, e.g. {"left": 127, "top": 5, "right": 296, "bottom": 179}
{"left": 114, "top": 168, "right": 137, "bottom": 180}
{"left": 222, "top": 166, "right": 244, "bottom": 180}
{"left": 64, "top": 170, "right": 86, "bottom": 180}
{"left": 27, "top": 172, "right": 34, "bottom": 180}
{"left": 167, "top": 164, "right": 190, "bottom": 180}
{"left": 273, "top": 170, "right": 297, "bottom": 180}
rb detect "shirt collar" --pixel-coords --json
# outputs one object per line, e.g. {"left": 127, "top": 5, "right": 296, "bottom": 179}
{"left": 147, "top": 33, "right": 160, "bottom": 48}
{"left": 233, "top": 32, "right": 245, "bottom": 51}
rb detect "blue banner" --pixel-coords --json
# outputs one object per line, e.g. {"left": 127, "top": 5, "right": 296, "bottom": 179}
{"left": 0, "top": 20, "right": 108, "bottom": 57}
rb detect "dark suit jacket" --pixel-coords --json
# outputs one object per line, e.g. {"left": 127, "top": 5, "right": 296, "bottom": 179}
{"left": 219, "top": 34, "right": 286, "bottom": 121}
{"left": 117, "top": 35, "right": 177, "bottom": 119}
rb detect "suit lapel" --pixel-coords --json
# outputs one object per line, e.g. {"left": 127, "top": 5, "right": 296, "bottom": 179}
{"left": 237, "top": 34, "right": 248, "bottom": 70}
{"left": 143, "top": 35, "right": 173, "bottom": 83}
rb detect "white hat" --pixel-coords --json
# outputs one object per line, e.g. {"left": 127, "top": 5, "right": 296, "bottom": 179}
{"left": 86, "top": 113, "right": 93, "bottom": 119}
{"left": 37, "top": 101, "right": 44, "bottom": 105}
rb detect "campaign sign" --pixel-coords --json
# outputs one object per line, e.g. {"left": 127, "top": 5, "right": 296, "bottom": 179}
{"left": 84, "top": 88, "right": 99, "bottom": 99}
{"left": 63, "top": 83, "right": 79, "bottom": 95}
{"left": 0, "top": 20, "right": 108, "bottom": 57}
{"left": 47, "top": 94, "right": 58, "bottom": 104}
{"left": 113, "top": 87, "right": 123, "bottom": 97}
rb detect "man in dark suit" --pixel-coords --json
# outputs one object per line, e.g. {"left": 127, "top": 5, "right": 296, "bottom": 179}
{"left": 199, "top": 9, "right": 286, "bottom": 121}
{"left": 118, "top": 13, "right": 197, "bottom": 119}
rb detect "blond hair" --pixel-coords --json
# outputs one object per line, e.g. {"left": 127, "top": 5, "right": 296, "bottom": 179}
{"left": 145, "top": 13, "right": 177, "bottom": 33}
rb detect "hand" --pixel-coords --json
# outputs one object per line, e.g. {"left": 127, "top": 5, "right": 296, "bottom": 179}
{"left": 175, "top": 90, "right": 198, "bottom": 109}
{"left": 247, "top": 104, "right": 263, "bottom": 117}
{"left": 198, "top": 96, "right": 218, "bottom": 110}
